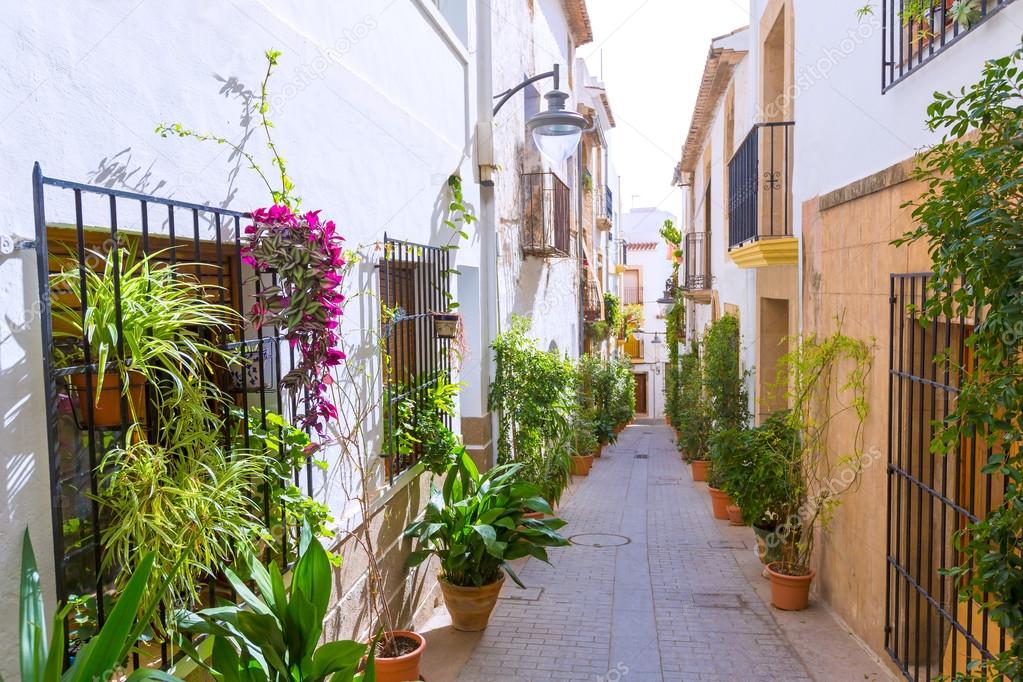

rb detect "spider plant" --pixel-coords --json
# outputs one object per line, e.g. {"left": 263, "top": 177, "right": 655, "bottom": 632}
{"left": 51, "top": 246, "right": 241, "bottom": 412}
{"left": 97, "top": 422, "right": 272, "bottom": 626}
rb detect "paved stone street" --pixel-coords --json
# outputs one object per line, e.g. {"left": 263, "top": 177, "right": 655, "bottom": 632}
{"left": 422, "top": 422, "right": 892, "bottom": 682}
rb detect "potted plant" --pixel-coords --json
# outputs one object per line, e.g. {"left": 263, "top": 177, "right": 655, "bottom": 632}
{"left": 569, "top": 412, "right": 599, "bottom": 475}
{"left": 764, "top": 330, "right": 873, "bottom": 611}
{"left": 432, "top": 310, "right": 461, "bottom": 339}
{"left": 705, "top": 461, "right": 732, "bottom": 521}
{"left": 405, "top": 450, "right": 570, "bottom": 631}
{"left": 17, "top": 530, "right": 181, "bottom": 682}
{"left": 677, "top": 346, "right": 712, "bottom": 478}
{"left": 177, "top": 527, "right": 375, "bottom": 681}
{"left": 51, "top": 247, "right": 240, "bottom": 428}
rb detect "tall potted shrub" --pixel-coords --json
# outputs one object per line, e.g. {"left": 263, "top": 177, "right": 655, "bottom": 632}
{"left": 764, "top": 330, "right": 873, "bottom": 611}
{"left": 405, "top": 451, "right": 570, "bottom": 631}
{"left": 702, "top": 315, "right": 750, "bottom": 504}
{"left": 677, "top": 345, "right": 712, "bottom": 480}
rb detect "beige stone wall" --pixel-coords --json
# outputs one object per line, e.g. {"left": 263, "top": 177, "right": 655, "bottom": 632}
{"left": 322, "top": 471, "right": 443, "bottom": 644}
{"left": 801, "top": 158, "right": 932, "bottom": 670}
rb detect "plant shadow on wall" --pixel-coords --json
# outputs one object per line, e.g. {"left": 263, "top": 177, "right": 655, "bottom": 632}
{"left": 893, "top": 39, "right": 1023, "bottom": 681}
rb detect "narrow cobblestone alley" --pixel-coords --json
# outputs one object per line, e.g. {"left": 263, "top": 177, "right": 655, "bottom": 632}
{"left": 422, "top": 423, "right": 892, "bottom": 682}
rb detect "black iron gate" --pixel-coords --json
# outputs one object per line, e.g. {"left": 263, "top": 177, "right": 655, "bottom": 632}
{"left": 885, "top": 273, "right": 1007, "bottom": 680}
{"left": 31, "top": 163, "right": 312, "bottom": 669}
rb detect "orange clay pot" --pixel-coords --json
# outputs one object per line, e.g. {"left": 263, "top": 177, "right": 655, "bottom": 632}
{"left": 707, "top": 487, "right": 731, "bottom": 520}
{"left": 766, "top": 563, "right": 815, "bottom": 611}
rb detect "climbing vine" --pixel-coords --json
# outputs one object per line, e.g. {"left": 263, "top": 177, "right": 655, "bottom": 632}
{"left": 896, "top": 43, "right": 1023, "bottom": 681}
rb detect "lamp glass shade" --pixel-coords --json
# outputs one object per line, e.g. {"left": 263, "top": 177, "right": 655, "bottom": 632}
{"left": 532, "top": 127, "right": 583, "bottom": 164}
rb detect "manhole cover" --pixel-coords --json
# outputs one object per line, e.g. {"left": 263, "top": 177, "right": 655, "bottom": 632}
{"left": 634, "top": 454, "right": 648, "bottom": 459}
{"left": 693, "top": 593, "right": 745, "bottom": 609}
{"left": 569, "top": 533, "right": 631, "bottom": 548}
{"left": 708, "top": 539, "right": 747, "bottom": 550}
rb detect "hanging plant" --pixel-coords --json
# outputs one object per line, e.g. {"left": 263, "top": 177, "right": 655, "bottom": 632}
{"left": 242, "top": 205, "right": 346, "bottom": 440}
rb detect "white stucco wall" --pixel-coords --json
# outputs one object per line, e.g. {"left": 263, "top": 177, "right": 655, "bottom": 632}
{"left": 490, "top": 0, "right": 582, "bottom": 356}
{"left": 791, "top": 1, "right": 1023, "bottom": 217}
{"left": 0, "top": 2, "right": 479, "bottom": 676}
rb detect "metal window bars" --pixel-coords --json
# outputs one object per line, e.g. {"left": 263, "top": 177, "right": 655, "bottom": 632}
{"left": 379, "top": 235, "right": 453, "bottom": 483}
{"left": 727, "top": 121, "right": 794, "bottom": 250}
{"left": 885, "top": 273, "right": 1008, "bottom": 680}
{"left": 881, "top": 0, "right": 1017, "bottom": 92}
{"left": 31, "top": 163, "right": 316, "bottom": 670}
{"left": 521, "top": 171, "right": 572, "bottom": 257}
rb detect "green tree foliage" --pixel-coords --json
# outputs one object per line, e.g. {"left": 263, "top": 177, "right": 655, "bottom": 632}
{"left": 895, "top": 43, "right": 1023, "bottom": 680}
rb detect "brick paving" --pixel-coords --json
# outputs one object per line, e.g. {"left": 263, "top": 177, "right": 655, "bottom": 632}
{"left": 454, "top": 422, "right": 830, "bottom": 682}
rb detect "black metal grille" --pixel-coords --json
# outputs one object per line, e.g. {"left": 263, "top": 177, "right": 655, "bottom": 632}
{"left": 521, "top": 171, "right": 571, "bottom": 257}
{"left": 31, "top": 163, "right": 313, "bottom": 670}
{"left": 881, "top": 0, "right": 1017, "bottom": 92}
{"left": 380, "top": 235, "right": 453, "bottom": 482}
{"left": 727, "top": 122, "right": 794, "bottom": 249}
{"left": 683, "top": 232, "right": 711, "bottom": 291}
{"left": 886, "top": 273, "right": 1008, "bottom": 680}
{"left": 583, "top": 278, "right": 602, "bottom": 322}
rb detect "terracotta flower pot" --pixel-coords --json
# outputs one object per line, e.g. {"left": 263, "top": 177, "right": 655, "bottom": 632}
{"left": 690, "top": 459, "right": 709, "bottom": 482}
{"left": 570, "top": 454, "right": 593, "bottom": 476}
{"left": 521, "top": 510, "right": 545, "bottom": 521}
{"left": 707, "top": 487, "right": 731, "bottom": 520}
{"left": 766, "top": 563, "right": 815, "bottom": 611}
{"left": 433, "top": 313, "right": 459, "bottom": 339}
{"left": 726, "top": 504, "right": 744, "bottom": 526}
{"left": 439, "top": 574, "right": 505, "bottom": 631}
{"left": 374, "top": 630, "right": 426, "bottom": 682}
{"left": 70, "top": 371, "right": 145, "bottom": 428}
{"left": 593, "top": 444, "right": 603, "bottom": 459}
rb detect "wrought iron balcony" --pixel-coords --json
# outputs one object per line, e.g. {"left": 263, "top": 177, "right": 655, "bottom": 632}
{"left": 728, "top": 122, "right": 794, "bottom": 250}
{"left": 522, "top": 171, "right": 571, "bottom": 257}
{"left": 596, "top": 185, "right": 614, "bottom": 230}
{"left": 882, "top": 0, "right": 1016, "bottom": 92}
{"left": 583, "top": 279, "right": 602, "bottom": 322}
{"left": 683, "top": 232, "right": 712, "bottom": 292}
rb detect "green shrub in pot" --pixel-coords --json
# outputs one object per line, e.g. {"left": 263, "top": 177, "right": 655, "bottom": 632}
{"left": 404, "top": 449, "right": 570, "bottom": 630}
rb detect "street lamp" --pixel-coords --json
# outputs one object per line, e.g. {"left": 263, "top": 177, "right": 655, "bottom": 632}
{"left": 493, "top": 64, "right": 589, "bottom": 165}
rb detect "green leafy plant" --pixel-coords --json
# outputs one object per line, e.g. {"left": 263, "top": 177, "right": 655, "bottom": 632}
{"left": 384, "top": 375, "right": 462, "bottom": 476}
{"left": 895, "top": 42, "right": 1023, "bottom": 680}
{"left": 490, "top": 316, "right": 576, "bottom": 470}
{"left": 622, "top": 304, "right": 644, "bottom": 339}
{"left": 13, "top": 530, "right": 181, "bottom": 682}
{"left": 772, "top": 329, "right": 873, "bottom": 576}
{"left": 404, "top": 450, "right": 570, "bottom": 588}
{"left": 569, "top": 411, "right": 599, "bottom": 457}
{"left": 50, "top": 247, "right": 240, "bottom": 413}
{"left": 176, "top": 527, "right": 374, "bottom": 681}
{"left": 98, "top": 423, "right": 272, "bottom": 624}
{"left": 711, "top": 412, "right": 799, "bottom": 530}
{"left": 603, "top": 291, "right": 622, "bottom": 336}
{"left": 677, "top": 343, "right": 712, "bottom": 462}
{"left": 703, "top": 314, "right": 750, "bottom": 433}
{"left": 241, "top": 408, "right": 338, "bottom": 564}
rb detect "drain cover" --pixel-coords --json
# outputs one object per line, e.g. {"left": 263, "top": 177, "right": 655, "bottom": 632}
{"left": 569, "top": 533, "right": 631, "bottom": 548}
{"left": 634, "top": 454, "right": 648, "bottom": 459}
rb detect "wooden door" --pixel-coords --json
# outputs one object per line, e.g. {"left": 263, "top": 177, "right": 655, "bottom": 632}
{"left": 634, "top": 372, "right": 648, "bottom": 415}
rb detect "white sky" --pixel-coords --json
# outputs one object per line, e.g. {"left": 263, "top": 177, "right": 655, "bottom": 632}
{"left": 580, "top": 1, "right": 750, "bottom": 218}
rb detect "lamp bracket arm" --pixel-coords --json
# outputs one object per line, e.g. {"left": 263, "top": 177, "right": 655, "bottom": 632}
{"left": 492, "top": 64, "right": 560, "bottom": 117}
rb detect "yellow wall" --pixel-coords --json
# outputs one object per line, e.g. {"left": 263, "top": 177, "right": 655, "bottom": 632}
{"left": 801, "top": 158, "right": 933, "bottom": 669}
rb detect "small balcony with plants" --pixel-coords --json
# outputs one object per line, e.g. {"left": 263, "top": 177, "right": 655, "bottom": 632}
{"left": 727, "top": 121, "right": 797, "bottom": 268}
